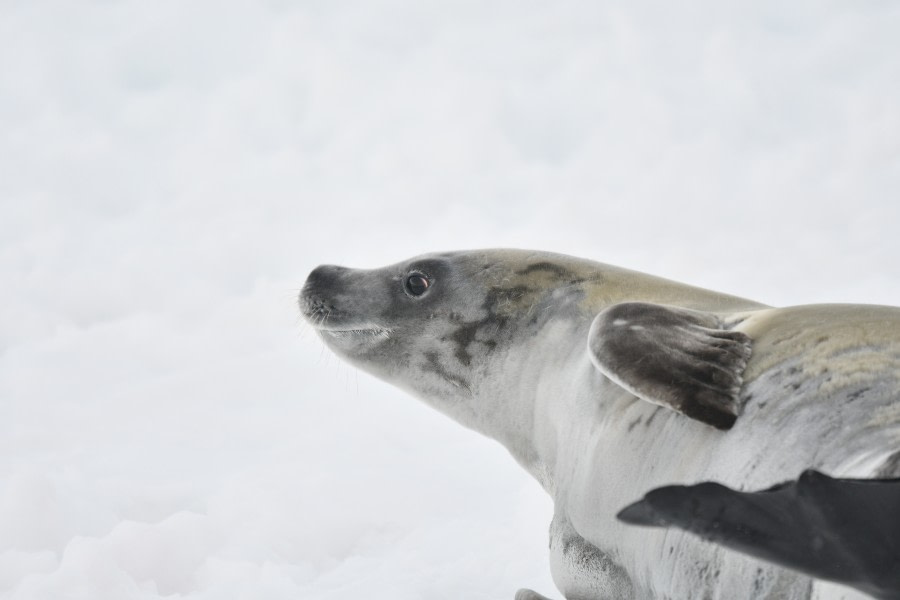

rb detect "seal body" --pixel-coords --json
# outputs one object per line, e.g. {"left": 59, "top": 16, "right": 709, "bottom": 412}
{"left": 299, "top": 249, "right": 900, "bottom": 600}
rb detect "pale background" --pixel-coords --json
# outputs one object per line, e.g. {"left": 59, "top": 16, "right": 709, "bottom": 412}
{"left": 1, "top": 1, "right": 899, "bottom": 599}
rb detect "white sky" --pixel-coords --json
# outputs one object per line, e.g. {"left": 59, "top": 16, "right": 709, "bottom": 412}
{"left": 1, "top": 1, "right": 899, "bottom": 598}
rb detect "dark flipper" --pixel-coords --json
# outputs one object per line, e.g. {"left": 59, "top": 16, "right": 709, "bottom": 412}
{"left": 617, "top": 470, "right": 900, "bottom": 599}
{"left": 588, "top": 302, "right": 752, "bottom": 430}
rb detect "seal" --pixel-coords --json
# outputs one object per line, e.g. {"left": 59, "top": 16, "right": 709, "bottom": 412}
{"left": 299, "top": 249, "right": 900, "bottom": 600}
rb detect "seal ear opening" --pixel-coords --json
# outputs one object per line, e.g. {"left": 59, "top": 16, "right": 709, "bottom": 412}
{"left": 587, "top": 302, "right": 752, "bottom": 430}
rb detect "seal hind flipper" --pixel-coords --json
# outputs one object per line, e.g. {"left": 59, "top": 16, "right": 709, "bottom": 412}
{"left": 616, "top": 471, "right": 900, "bottom": 600}
{"left": 588, "top": 302, "right": 752, "bottom": 430}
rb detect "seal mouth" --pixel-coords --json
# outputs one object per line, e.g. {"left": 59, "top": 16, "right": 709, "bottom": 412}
{"left": 320, "top": 326, "right": 393, "bottom": 339}
{"left": 301, "top": 304, "right": 391, "bottom": 338}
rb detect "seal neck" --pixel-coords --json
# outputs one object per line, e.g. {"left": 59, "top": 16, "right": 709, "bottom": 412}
{"left": 461, "top": 319, "right": 593, "bottom": 495}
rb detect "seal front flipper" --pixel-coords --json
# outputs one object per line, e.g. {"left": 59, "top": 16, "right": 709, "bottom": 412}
{"left": 587, "top": 302, "right": 752, "bottom": 430}
{"left": 616, "top": 471, "right": 900, "bottom": 600}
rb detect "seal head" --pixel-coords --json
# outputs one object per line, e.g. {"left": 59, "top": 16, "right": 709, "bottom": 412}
{"left": 300, "top": 251, "right": 586, "bottom": 429}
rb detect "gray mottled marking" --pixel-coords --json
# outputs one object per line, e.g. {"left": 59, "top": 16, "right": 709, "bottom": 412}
{"left": 423, "top": 350, "right": 471, "bottom": 392}
{"left": 519, "top": 261, "right": 576, "bottom": 278}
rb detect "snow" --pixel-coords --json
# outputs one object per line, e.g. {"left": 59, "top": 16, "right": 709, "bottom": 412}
{"left": 1, "top": 1, "right": 898, "bottom": 598}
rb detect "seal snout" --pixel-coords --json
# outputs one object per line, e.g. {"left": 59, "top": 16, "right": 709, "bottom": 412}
{"left": 299, "top": 264, "right": 347, "bottom": 324}
{"left": 300, "top": 264, "right": 387, "bottom": 336}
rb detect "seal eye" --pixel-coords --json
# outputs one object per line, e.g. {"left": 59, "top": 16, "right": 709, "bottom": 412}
{"left": 404, "top": 273, "right": 430, "bottom": 297}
